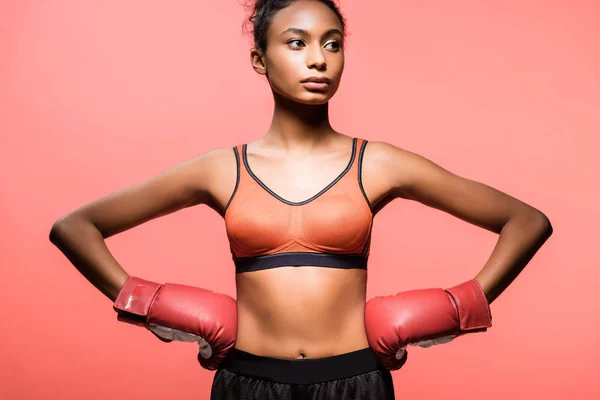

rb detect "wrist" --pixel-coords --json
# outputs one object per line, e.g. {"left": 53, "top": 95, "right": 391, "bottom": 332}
{"left": 113, "top": 276, "right": 162, "bottom": 318}
{"left": 444, "top": 279, "right": 492, "bottom": 333}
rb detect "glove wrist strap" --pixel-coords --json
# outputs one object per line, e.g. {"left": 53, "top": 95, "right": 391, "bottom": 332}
{"left": 444, "top": 279, "right": 492, "bottom": 333}
{"left": 113, "top": 276, "right": 162, "bottom": 318}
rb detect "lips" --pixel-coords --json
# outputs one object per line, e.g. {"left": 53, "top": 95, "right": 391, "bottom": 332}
{"left": 301, "top": 76, "right": 331, "bottom": 84}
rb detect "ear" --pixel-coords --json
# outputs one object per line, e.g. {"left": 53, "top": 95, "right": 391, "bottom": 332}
{"left": 250, "top": 48, "right": 267, "bottom": 76}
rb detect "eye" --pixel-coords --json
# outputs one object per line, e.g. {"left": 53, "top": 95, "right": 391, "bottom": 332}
{"left": 325, "top": 41, "right": 341, "bottom": 51}
{"left": 287, "top": 39, "right": 305, "bottom": 49}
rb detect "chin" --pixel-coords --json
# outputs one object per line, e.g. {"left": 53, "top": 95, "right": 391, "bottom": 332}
{"left": 295, "top": 90, "right": 337, "bottom": 105}
{"left": 271, "top": 85, "right": 336, "bottom": 105}
{"left": 296, "top": 96, "right": 330, "bottom": 105}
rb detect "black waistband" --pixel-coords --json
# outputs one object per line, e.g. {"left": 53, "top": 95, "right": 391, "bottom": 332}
{"left": 234, "top": 252, "right": 368, "bottom": 274}
{"left": 220, "top": 347, "right": 381, "bottom": 385}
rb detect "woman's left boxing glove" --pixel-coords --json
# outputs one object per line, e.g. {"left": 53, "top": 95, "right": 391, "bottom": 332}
{"left": 113, "top": 276, "right": 237, "bottom": 370}
{"left": 364, "top": 279, "right": 492, "bottom": 371}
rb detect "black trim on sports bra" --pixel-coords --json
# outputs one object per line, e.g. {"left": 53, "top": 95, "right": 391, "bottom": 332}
{"left": 223, "top": 146, "right": 240, "bottom": 215}
{"left": 234, "top": 252, "right": 368, "bottom": 274}
{"left": 361, "top": 234, "right": 371, "bottom": 256}
{"left": 357, "top": 139, "right": 372, "bottom": 210}
{"left": 242, "top": 137, "right": 358, "bottom": 206}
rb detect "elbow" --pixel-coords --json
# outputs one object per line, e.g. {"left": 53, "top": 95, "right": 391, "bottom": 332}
{"left": 532, "top": 210, "right": 553, "bottom": 239}
{"left": 543, "top": 216, "right": 553, "bottom": 238}
{"left": 49, "top": 217, "right": 67, "bottom": 244}
{"left": 543, "top": 217, "right": 553, "bottom": 239}
{"left": 49, "top": 214, "right": 80, "bottom": 244}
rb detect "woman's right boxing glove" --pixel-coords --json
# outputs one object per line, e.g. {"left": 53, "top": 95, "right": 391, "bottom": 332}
{"left": 113, "top": 276, "right": 237, "bottom": 370}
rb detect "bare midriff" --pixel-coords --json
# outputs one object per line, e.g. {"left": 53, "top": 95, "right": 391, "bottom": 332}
{"left": 234, "top": 266, "right": 369, "bottom": 360}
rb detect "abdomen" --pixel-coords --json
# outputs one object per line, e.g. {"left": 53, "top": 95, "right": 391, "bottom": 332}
{"left": 234, "top": 266, "right": 369, "bottom": 359}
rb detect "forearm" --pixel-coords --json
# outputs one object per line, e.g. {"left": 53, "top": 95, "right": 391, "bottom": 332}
{"left": 474, "top": 210, "right": 553, "bottom": 305}
{"left": 49, "top": 215, "right": 130, "bottom": 302}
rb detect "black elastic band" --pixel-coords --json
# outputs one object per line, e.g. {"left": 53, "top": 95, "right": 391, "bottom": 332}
{"left": 221, "top": 347, "right": 381, "bottom": 385}
{"left": 234, "top": 252, "right": 368, "bottom": 273}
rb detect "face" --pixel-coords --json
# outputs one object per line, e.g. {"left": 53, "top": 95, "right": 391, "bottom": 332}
{"left": 250, "top": 0, "right": 345, "bottom": 105}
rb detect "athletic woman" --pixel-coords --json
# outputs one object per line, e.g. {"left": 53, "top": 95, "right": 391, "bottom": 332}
{"left": 49, "top": 1, "right": 553, "bottom": 399}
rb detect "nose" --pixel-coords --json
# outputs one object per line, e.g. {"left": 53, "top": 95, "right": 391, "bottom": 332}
{"left": 306, "top": 44, "right": 326, "bottom": 70}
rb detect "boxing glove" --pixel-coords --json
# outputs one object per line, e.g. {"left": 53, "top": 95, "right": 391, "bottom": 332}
{"left": 113, "top": 276, "right": 237, "bottom": 370}
{"left": 365, "top": 279, "right": 492, "bottom": 370}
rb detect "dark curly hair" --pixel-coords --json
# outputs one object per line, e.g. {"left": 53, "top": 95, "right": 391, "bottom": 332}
{"left": 241, "top": 0, "right": 348, "bottom": 52}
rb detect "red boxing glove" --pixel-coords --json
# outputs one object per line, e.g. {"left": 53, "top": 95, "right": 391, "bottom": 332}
{"left": 365, "top": 279, "right": 492, "bottom": 371}
{"left": 113, "top": 276, "right": 237, "bottom": 370}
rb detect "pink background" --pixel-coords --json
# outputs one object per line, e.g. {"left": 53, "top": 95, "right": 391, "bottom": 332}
{"left": 1, "top": 0, "right": 598, "bottom": 398}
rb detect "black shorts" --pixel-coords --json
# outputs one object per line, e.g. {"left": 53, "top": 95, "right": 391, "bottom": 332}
{"left": 210, "top": 347, "right": 395, "bottom": 400}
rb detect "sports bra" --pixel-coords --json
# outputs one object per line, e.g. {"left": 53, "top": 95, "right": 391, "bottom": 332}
{"left": 224, "top": 137, "right": 373, "bottom": 274}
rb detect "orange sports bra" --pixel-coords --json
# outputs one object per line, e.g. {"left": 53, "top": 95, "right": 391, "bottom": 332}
{"left": 224, "top": 137, "right": 373, "bottom": 274}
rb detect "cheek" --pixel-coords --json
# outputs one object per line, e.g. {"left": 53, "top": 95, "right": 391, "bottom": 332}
{"left": 333, "top": 54, "right": 345, "bottom": 76}
{"left": 267, "top": 57, "right": 303, "bottom": 90}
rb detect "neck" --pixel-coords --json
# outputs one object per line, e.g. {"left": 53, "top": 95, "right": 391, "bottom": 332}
{"left": 264, "top": 91, "right": 337, "bottom": 153}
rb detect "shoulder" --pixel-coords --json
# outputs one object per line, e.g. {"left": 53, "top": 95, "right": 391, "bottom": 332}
{"left": 362, "top": 140, "right": 419, "bottom": 165}
{"left": 189, "top": 145, "right": 239, "bottom": 191}
{"left": 362, "top": 140, "right": 453, "bottom": 200}
{"left": 175, "top": 146, "right": 235, "bottom": 180}
{"left": 153, "top": 145, "right": 238, "bottom": 204}
{"left": 199, "top": 145, "right": 238, "bottom": 170}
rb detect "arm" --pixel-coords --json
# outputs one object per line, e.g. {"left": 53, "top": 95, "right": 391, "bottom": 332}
{"left": 49, "top": 149, "right": 221, "bottom": 301}
{"left": 49, "top": 147, "right": 237, "bottom": 370}
{"left": 376, "top": 141, "right": 552, "bottom": 304}
{"left": 364, "top": 141, "right": 553, "bottom": 370}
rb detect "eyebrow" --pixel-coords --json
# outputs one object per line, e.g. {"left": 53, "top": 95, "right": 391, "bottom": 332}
{"left": 281, "top": 28, "right": 343, "bottom": 37}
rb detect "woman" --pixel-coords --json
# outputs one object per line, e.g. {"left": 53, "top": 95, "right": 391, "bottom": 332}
{"left": 49, "top": 0, "right": 553, "bottom": 399}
